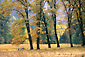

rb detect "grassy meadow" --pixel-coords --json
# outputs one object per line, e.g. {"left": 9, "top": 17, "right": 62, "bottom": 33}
{"left": 0, "top": 44, "right": 85, "bottom": 57}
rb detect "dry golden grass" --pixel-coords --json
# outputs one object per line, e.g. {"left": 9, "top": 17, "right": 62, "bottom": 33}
{"left": 0, "top": 44, "right": 85, "bottom": 57}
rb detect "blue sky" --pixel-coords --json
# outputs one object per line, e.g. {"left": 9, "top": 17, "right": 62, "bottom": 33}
{"left": 0, "top": 0, "right": 67, "bottom": 25}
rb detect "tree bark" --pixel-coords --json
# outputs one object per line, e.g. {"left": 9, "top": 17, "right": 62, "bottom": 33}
{"left": 79, "top": 0, "right": 85, "bottom": 46}
{"left": 36, "top": 1, "right": 43, "bottom": 49}
{"left": 36, "top": 18, "right": 40, "bottom": 49}
{"left": 43, "top": 13, "right": 51, "bottom": 48}
{"left": 16, "top": 0, "right": 33, "bottom": 50}
{"left": 68, "top": 14, "right": 73, "bottom": 47}
{"left": 62, "top": 0, "right": 73, "bottom": 47}
{"left": 53, "top": 0, "right": 60, "bottom": 47}
{"left": 47, "top": 0, "right": 60, "bottom": 47}
{"left": 25, "top": 8, "right": 33, "bottom": 50}
{"left": 52, "top": 14, "right": 60, "bottom": 47}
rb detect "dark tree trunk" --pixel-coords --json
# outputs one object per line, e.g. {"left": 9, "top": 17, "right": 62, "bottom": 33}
{"left": 53, "top": 0, "right": 60, "bottom": 47}
{"left": 25, "top": 8, "right": 33, "bottom": 50}
{"left": 36, "top": 19, "right": 40, "bottom": 49}
{"left": 47, "top": 1, "right": 60, "bottom": 47}
{"left": 52, "top": 14, "right": 60, "bottom": 47}
{"left": 68, "top": 14, "right": 73, "bottom": 47}
{"left": 79, "top": 0, "right": 85, "bottom": 46}
{"left": 16, "top": 0, "right": 33, "bottom": 49}
{"left": 37, "top": 34, "right": 40, "bottom": 49}
{"left": 62, "top": 0, "right": 73, "bottom": 47}
{"left": 43, "top": 13, "right": 51, "bottom": 48}
{"left": 36, "top": 1, "right": 43, "bottom": 49}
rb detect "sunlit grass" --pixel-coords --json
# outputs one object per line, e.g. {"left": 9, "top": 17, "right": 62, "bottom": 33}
{"left": 0, "top": 44, "right": 83, "bottom": 51}
{"left": 0, "top": 44, "right": 85, "bottom": 57}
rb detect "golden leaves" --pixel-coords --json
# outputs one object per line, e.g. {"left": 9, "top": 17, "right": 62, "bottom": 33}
{"left": 40, "top": 24, "right": 43, "bottom": 27}
{"left": 81, "top": 8, "right": 83, "bottom": 11}
{"left": 0, "top": 1, "right": 13, "bottom": 17}
{"left": 76, "top": 22, "right": 79, "bottom": 24}
{"left": 83, "top": 31, "right": 85, "bottom": 35}
{"left": 49, "top": 8, "right": 56, "bottom": 14}
{"left": 73, "top": 24, "right": 75, "bottom": 26}
{"left": 44, "top": 10, "right": 49, "bottom": 14}
{"left": 0, "top": 10, "right": 3, "bottom": 13}
{"left": 11, "top": 17, "right": 27, "bottom": 44}
{"left": 1, "top": 2, "right": 4, "bottom": 5}
{"left": 56, "top": 25, "right": 67, "bottom": 38}
{"left": 25, "top": 3, "right": 30, "bottom": 6}
{"left": 32, "top": 5, "right": 41, "bottom": 13}
{"left": 11, "top": 35, "right": 26, "bottom": 44}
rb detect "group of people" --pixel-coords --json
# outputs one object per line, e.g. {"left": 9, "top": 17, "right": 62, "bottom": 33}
{"left": 17, "top": 48, "right": 24, "bottom": 50}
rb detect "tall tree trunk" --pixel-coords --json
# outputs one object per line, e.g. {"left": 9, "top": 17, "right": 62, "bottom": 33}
{"left": 79, "top": 0, "right": 85, "bottom": 46}
{"left": 75, "top": 0, "right": 85, "bottom": 46}
{"left": 43, "top": 13, "right": 51, "bottom": 48}
{"left": 25, "top": 8, "right": 33, "bottom": 50}
{"left": 36, "top": 18, "right": 40, "bottom": 49}
{"left": 47, "top": 1, "right": 60, "bottom": 47}
{"left": 52, "top": 13, "right": 60, "bottom": 47}
{"left": 53, "top": 0, "right": 60, "bottom": 47}
{"left": 36, "top": 1, "right": 43, "bottom": 49}
{"left": 17, "top": 0, "right": 33, "bottom": 50}
{"left": 68, "top": 14, "right": 73, "bottom": 47}
{"left": 62, "top": 0, "right": 73, "bottom": 47}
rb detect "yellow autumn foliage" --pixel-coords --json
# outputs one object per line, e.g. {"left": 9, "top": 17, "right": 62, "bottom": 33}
{"left": 56, "top": 25, "right": 67, "bottom": 39}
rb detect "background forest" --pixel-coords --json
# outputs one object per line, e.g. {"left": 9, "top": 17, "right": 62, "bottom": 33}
{"left": 0, "top": 0, "right": 85, "bottom": 49}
